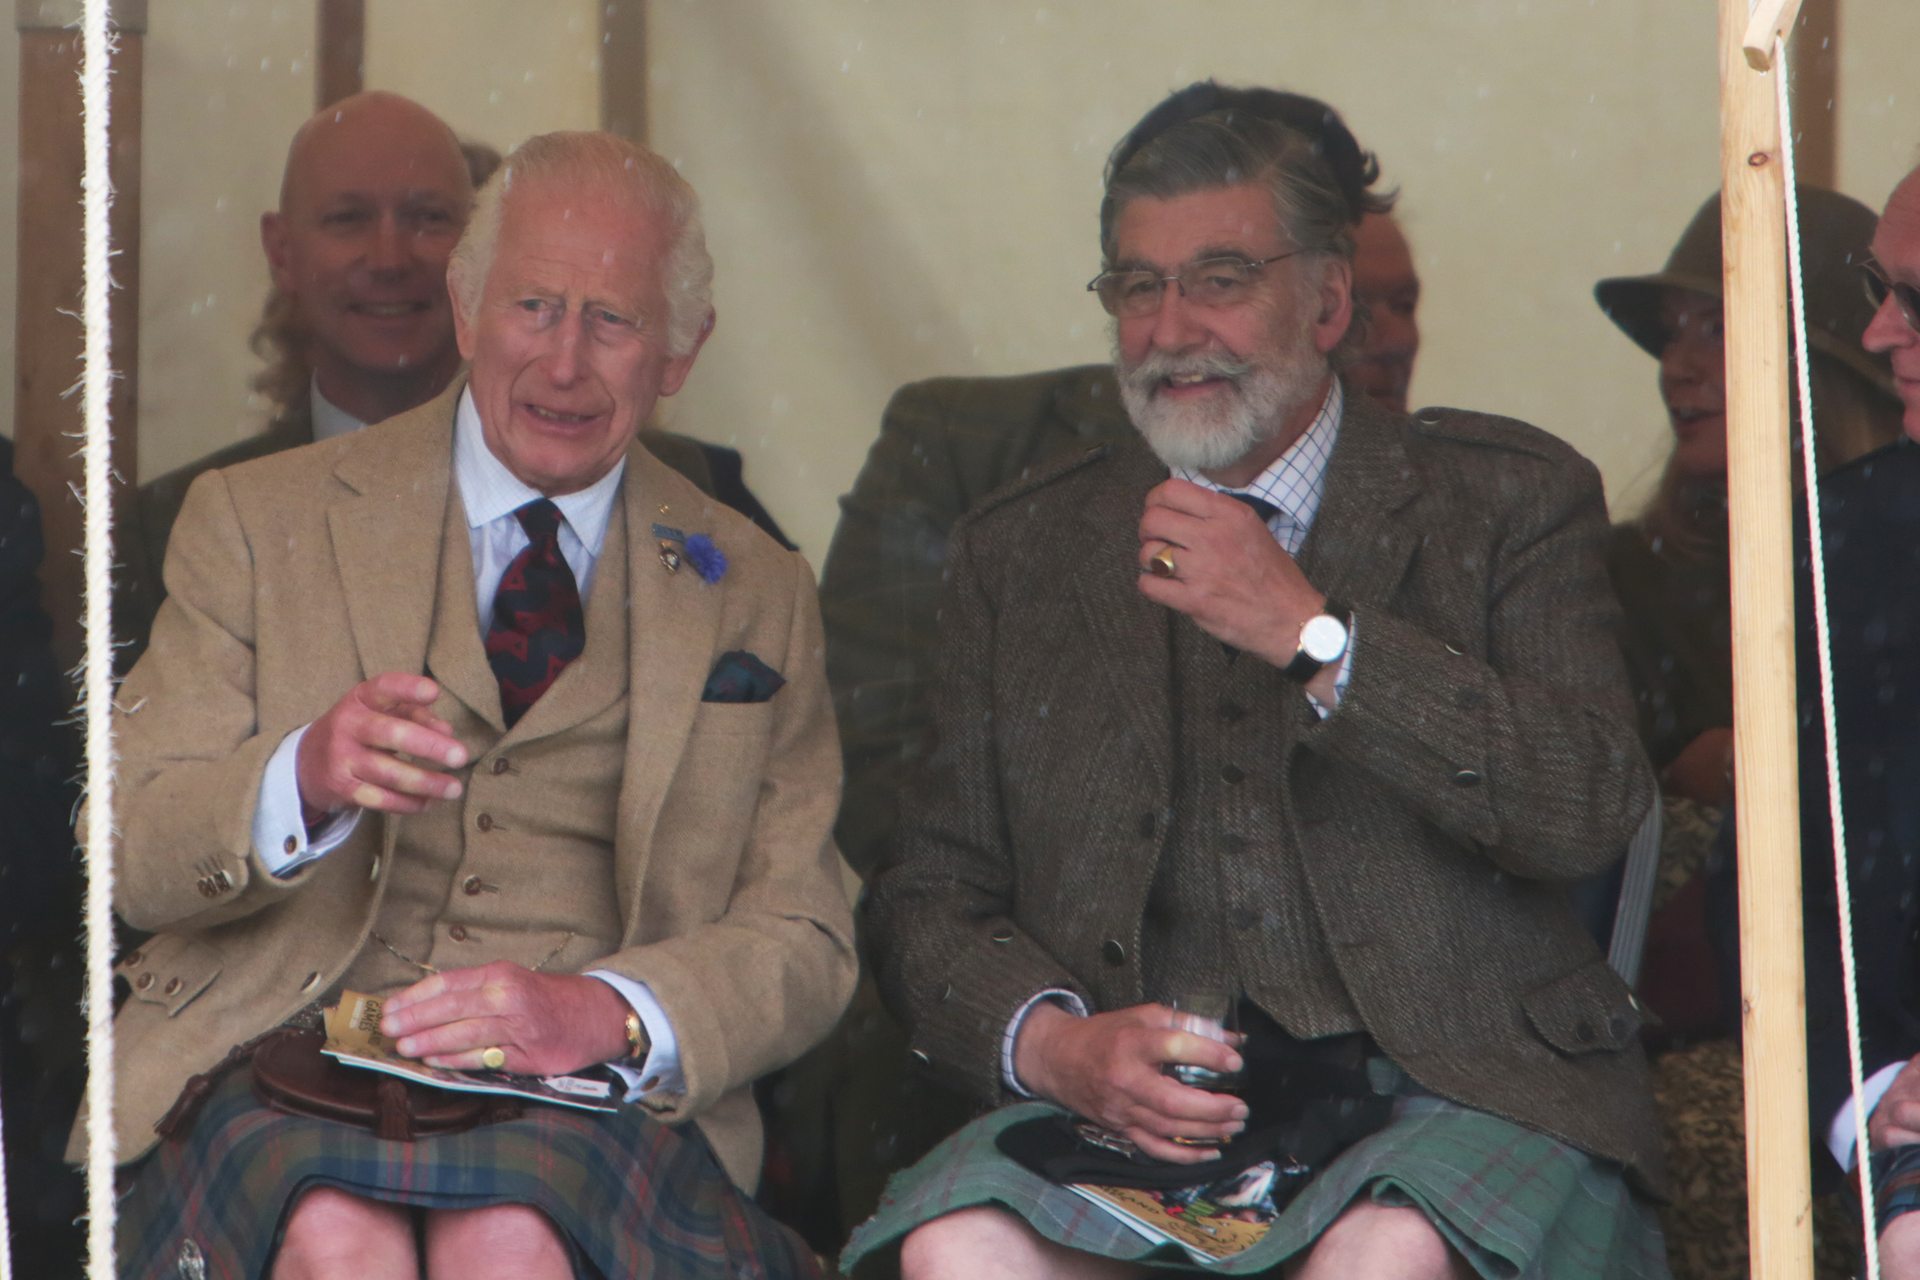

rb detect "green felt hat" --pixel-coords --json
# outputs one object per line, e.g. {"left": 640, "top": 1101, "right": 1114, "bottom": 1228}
{"left": 1594, "top": 186, "right": 1893, "bottom": 397}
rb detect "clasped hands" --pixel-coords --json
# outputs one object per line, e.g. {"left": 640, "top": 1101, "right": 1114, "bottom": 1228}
{"left": 1136, "top": 479, "right": 1332, "bottom": 693}
{"left": 1014, "top": 1000, "right": 1249, "bottom": 1165}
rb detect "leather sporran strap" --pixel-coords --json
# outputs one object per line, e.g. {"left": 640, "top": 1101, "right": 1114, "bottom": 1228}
{"left": 249, "top": 1027, "right": 518, "bottom": 1140}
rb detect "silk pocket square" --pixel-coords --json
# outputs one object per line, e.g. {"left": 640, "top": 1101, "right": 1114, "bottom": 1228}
{"left": 702, "top": 650, "right": 786, "bottom": 703}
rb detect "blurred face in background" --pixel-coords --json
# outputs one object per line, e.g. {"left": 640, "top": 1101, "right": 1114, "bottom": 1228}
{"left": 1346, "top": 212, "right": 1420, "bottom": 414}
{"left": 1657, "top": 289, "right": 1728, "bottom": 480}
{"left": 1863, "top": 169, "right": 1920, "bottom": 443}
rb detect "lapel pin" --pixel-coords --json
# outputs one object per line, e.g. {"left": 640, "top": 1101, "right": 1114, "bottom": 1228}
{"left": 658, "top": 541, "right": 683, "bottom": 573}
{"left": 650, "top": 522, "right": 728, "bottom": 585}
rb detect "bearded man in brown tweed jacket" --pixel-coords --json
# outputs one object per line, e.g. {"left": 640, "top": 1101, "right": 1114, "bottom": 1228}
{"left": 852, "top": 92, "right": 1667, "bottom": 1280}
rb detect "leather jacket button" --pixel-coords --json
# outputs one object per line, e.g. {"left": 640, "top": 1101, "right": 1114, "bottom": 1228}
{"left": 491, "top": 757, "right": 511, "bottom": 775}
{"left": 124, "top": 949, "right": 143, "bottom": 967}
{"left": 476, "top": 813, "right": 495, "bottom": 832}
{"left": 990, "top": 927, "right": 1014, "bottom": 944}
{"left": 462, "top": 875, "right": 484, "bottom": 896}
{"left": 1102, "top": 939, "right": 1127, "bottom": 967}
{"left": 164, "top": 977, "right": 183, "bottom": 996}
{"left": 135, "top": 972, "right": 154, "bottom": 991}
{"left": 1574, "top": 1019, "right": 1597, "bottom": 1044}
{"left": 1452, "top": 769, "right": 1482, "bottom": 787}
{"left": 1607, "top": 1014, "right": 1630, "bottom": 1041}
{"left": 449, "top": 924, "right": 469, "bottom": 942}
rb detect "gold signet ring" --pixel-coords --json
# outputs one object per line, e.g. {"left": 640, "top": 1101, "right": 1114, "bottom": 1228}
{"left": 480, "top": 1046, "right": 507, "bottom": 1071}
{"left": 1148, "top": 547, "right": 1178, "bottom": 578}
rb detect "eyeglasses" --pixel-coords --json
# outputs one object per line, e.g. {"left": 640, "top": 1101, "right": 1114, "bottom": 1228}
{"left": 1860, "top": 258, "right": 1920, "bottom": 334}
{"left": 1087, "top": 251, "right": 1301, "bottom": 318}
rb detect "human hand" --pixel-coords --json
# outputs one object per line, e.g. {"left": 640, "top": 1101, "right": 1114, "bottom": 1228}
{"left": 1137, "top": 479, "right": 1326, "bottom": 674}
{"left": 295, "top": 672, "right": 468, "bottom": 823}
{"left": 1013, "top": 1000, "right": 1248, "bottom": 1164}
{"left": 1662, "top": 727, "right": 1735, "bottom": 808}
{"left": 380, "top": 962, "right": 632, "bottom": 1076}
{"left": 1870, "top": 1058, "right": 1920, "bottom": 1151}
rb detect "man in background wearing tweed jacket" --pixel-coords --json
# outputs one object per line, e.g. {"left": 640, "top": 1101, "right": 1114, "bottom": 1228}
{"left": 855, "top": 92, "right": 1664, "bottom": 1279}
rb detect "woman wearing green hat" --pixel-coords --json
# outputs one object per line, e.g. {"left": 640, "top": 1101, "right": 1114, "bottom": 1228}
{"left": 1595, "top": 186, "right": 1903, "bottom": 1280}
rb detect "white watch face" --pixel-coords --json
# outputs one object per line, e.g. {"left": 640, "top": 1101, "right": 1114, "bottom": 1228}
{"left": 1300, "top": 613, "right": 1349, "bottom": 664}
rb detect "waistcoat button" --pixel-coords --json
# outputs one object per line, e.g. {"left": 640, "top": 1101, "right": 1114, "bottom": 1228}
{"left": 1101, "top": 939, "right": 1127, "bottom": 966}
{"left": 462, "top": 875, "right": 484, "bottom": 896}
{"left": 476, "top": 813, "right": 495, "bottom": 832}
{"left": 1452, "top": 769, "right": 1482, "bottom": 788}
{"left": 491, "top": 757, "right": 511, "bottom": 776}
{"left": 449, "top": 924, "right": 469, "bottom": 942}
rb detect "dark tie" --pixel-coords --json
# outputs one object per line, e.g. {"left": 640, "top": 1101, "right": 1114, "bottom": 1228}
{"left": 1226, "top": 491, "right": 1281, "bottom": 525}
{"left": 485, "top": 499, "right": 585, "bottom": 727}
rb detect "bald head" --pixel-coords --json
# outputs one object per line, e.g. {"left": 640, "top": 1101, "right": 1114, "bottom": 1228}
{"left": 1865, "top": 167, "right": 1920, "bottom": 442}
{"left": 261, "top": 92, "right": 474, "bottom": 425}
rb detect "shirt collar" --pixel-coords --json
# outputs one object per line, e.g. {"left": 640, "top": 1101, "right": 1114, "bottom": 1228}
{"left": 453, "top": 386, "right": 626, "bottom": 555}
{"left": 1174, "top": 379, "right": 1342, "bottom": 532}
{"left": 308, "top": 379, "right": 366, "bottom": 441}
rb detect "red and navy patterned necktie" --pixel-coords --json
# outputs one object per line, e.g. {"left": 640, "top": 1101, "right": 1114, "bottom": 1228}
{"left": 485, "top": 498, "right": 585, "bottom": 727}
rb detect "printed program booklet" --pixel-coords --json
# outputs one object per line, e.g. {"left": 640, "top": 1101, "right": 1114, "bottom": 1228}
{"left": 1068, "top": 1159, "right": 1295, "bottom": 1265}
{"left": 322, "top": 990, "right": 619, "bottom": 1114}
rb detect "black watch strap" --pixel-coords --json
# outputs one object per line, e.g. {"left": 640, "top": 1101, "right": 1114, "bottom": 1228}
{"left": 1282, "top": 598, "right": 1352, "bottom": 684}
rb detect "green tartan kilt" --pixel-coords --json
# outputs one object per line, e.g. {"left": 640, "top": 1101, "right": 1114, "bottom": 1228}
{"left": 115, "top": 1066, "right": 822, "bottom": 1280}
{"left": 841, "top": 1097, "right": 1669, "bottom": 1279}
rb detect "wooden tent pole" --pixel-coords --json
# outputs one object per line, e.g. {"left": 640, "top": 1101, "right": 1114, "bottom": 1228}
{"left": 1721, "top": 2, "right": 1815, "bottom": 1277}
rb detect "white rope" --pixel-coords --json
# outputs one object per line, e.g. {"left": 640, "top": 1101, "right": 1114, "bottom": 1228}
{"left": 1776, "top": 36, "right": 1881, "bottom": 1280}
{"left": 79, "top": 1, "right": 120, "bottom": 1276}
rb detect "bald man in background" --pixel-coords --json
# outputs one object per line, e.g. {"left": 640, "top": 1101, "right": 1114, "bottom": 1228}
{"left": 123, "top": 91, "right": 789, "bottom": 665}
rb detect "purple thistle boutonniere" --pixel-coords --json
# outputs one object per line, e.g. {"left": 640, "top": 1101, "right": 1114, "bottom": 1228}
{"left": 684, "top": 534, "right": 727, "bottom": 584}
{"left": 652, "top": 523, "right": 727, "bottom": 584}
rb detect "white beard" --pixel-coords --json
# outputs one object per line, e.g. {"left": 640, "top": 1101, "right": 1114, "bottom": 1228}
{"left": 1116, "top": 325, "right": 1327, "bottom": 473}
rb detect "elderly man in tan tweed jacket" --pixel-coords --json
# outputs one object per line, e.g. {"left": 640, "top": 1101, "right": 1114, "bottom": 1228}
{"left": 89, "top": 131, "right": 853, "bottom": 1280}
{"left": 854, "top": 92, "right": 1665, "bottom": 1280}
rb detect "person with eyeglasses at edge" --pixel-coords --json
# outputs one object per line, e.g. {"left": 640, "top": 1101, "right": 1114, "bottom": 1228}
{"left": 1744, "top": 159, "right": 1920, "bottom": 1279}
{"left": 764, "top": 84, "right": 1425, "bottom": 1255}
{"left": 842, "top": 82, "right": 1665, "bottom": 1280}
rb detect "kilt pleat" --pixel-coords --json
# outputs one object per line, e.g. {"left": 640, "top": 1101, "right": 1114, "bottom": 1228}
{"left": 841, "top": 1097, "right": 1669, "bottom": 1279}
{"left": 116, "top": 1067, "right": 821, "bottom": 1280}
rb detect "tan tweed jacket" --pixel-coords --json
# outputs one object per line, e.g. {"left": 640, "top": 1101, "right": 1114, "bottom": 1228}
{"left": 86, "top": 383, "right": 856, "bottom": 1185}
{"left": 867, "top": 390, "right": 1666, "bottom": 1190}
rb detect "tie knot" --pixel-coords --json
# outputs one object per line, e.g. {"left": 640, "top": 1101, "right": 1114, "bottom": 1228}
{"left": 1225, "top": 491, "right": 1280, "bottom": 524}
{"left": 514, "top": 498, "right": 563, "bottom": 541}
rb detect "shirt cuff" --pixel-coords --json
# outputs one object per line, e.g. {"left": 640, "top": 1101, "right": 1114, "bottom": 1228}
{"left": 587, "top": 969, "right": 682, "bottom": 1103}
{"left": 253, "top": 725, "right": 361, "bottom": 878}
{"left": 1002, "top": 988, "right": 1089, "bottom": 1096}
{"left": 1829, "top": 1060, "right": 1909, "bottom": 1171}
{"left": 1304, "top": 618, "right": 1356, "bottom": 720}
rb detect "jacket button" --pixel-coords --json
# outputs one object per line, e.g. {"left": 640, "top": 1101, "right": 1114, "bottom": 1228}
{"left": 910, "top": 1048, "right": 932, "bottom": 1065}
{"left": 302, "top": 971, "right": 322, "bottom": 992}
{"left": 449, "top": 924, "right": 469, "bottom": 942}
{"left": 1137, "top": 812, "right": 1156, "bottom": 837}
{"left": 1574, "top": 1019, "right": 1597, "bottom": 1044}
{"left": 1444, "top": 642, "right": 1465, "bottom": 657}
{"left": 1452, "top": 769, "right": 1482, "bottom": 787}
{"left": 1220, "top": 763, "right": 1245, "bottom": 784}
{"left": 164, "top": 977, "right": 183, "bottom": 996}
{"left": 491, "top": 757, "right": 511, "bottom": 775}
{"left": 476, "top": 813, "right": 495, "bottom": 832}
{"left": 938, "top": 982, "right": 953, "bottom": 1003}
{"left": 1218, "top": 700, "right": 1246, "bottom": 723}
{"left": 214, "top": 869, "right": 233, "bottom": 890}
{"left": 989, "top": 927, "right": 1014, "bottom": 944}
{"left": 135, "top": 972, "right": 154, "bottom": 991}
{"left": 1608, "top": 1014, "right": 1630, "bottom": 1041}
{"left": 1102, "top": 939, "right": 1127, "bottom": 967}
{"left": 124, "top": 949, "right": 143, "bottom": 967}
{"left": 462, "top": 875, "right": 484, "bottom": 896}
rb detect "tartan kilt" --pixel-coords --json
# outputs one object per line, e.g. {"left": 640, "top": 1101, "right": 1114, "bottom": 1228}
{"left": 115, "top": 1066, "right": 823, "bottom": 1280}
{"left": 841, "top": 1097, "right": 1670, "bottom": 1279}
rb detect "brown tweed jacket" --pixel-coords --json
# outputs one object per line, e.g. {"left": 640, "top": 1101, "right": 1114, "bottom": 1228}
{"left": 866, "top": 389, "right": 1666, "bottom": 1190}
{"left": 85, "top": 383, "right": 856, "bottom": 1183}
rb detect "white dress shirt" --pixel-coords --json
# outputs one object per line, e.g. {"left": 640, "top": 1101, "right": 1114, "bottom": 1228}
{"left": 1002, "top": 379, "right": 1355, "bottom": 1093}
{"left": 308, "top": 380, "right": 366, "bottom": 442}
{"left": 247, "top": 388, "right": 679, "bottom": 1101}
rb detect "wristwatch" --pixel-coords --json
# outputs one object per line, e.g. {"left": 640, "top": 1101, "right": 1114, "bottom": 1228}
{"left": 1282, "top": 599, "right": 1351, "bottom": 683}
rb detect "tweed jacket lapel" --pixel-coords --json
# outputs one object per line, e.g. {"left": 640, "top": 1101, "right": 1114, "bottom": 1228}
{"left": 1294, "top": 388, "right": 1423, "bottom": 617}
{"left": 327, "top": 385, "right": 461, "bottom": 687}
{"left": 424, "top": 481, "right": 504, "bottom": 730}
{"left": 1071, "top": 437, "right": 1175, "bottom": 791}
{"left": 612, "top": 443, "right": 727, "bottom": 925}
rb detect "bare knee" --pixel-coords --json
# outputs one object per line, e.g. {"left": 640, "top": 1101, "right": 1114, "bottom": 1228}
{"left": 274, "top": 1187, "right": 417, "bottom": 1280}
{"left": 1881, "top": 1211, "right": 1920, "bottom": 1280}
{"left": 1292, "top": 1200, "right": 1466, "bottom": 1280}
{"left": 424, "top": 1203, "right": 571, "bottom": 1280}
{"left": 900, "top": 1205, "right": 1143, "bottom": 1280}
